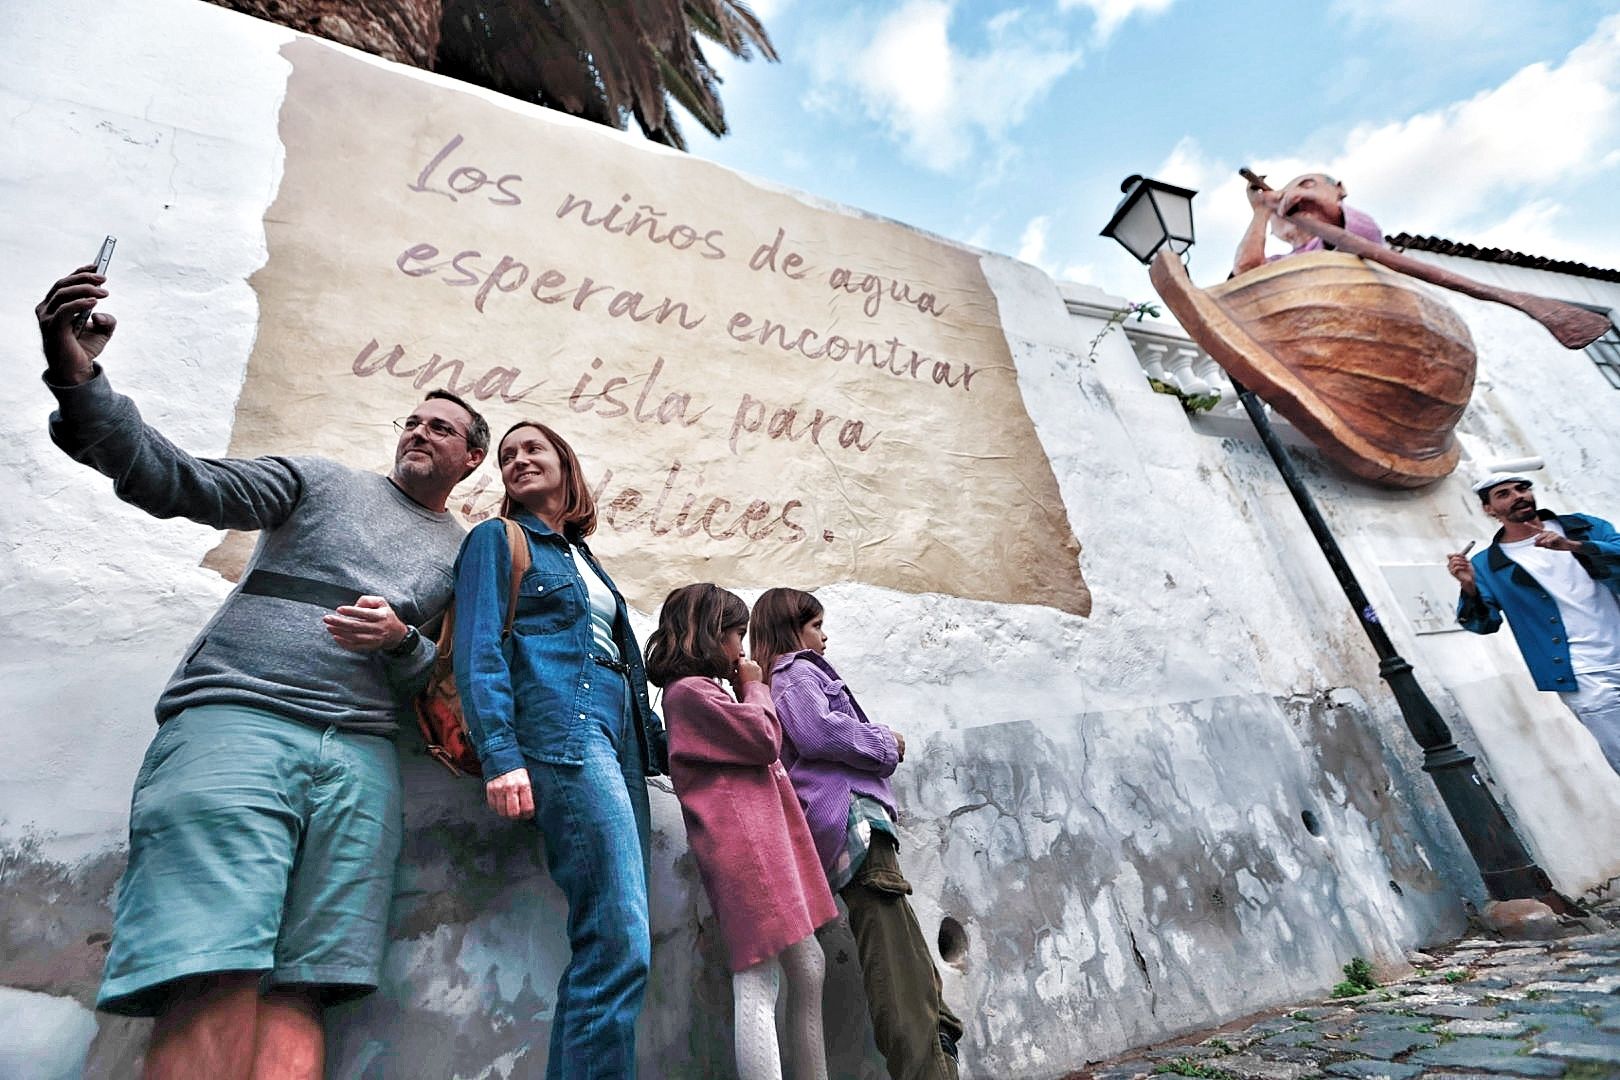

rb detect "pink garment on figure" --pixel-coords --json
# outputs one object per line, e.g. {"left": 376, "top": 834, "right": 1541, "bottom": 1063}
{"left": 1267, "top": 204, "right": 1385, "bottom": 261}
{"left": 665, "top": 676, "right": 838, "bottom": 972}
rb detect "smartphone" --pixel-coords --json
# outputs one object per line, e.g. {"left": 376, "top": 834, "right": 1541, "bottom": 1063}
{"left": 75, "top": 236, "right": 116, "bottom": 328}
{"left": 94, "top": 235, "right": 117, "bottom": 275}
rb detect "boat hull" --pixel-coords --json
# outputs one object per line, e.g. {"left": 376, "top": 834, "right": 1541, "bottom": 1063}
{"left": 1151, "top": 250, "right": 1477, "bottom": 488}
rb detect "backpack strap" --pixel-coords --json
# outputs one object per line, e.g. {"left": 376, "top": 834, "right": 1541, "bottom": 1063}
{"left": 429, "top": 516, "right": 534, "bottom": 663}
{"left": 502, "top": 517, "right": 532, "bottom": 637}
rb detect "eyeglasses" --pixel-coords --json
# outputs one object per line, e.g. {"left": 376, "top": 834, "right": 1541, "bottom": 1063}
{"left": 394, "top": 416, "right": 467, "bottom": 442}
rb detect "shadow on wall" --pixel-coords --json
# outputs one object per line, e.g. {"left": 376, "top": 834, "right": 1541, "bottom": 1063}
{"left": 3, "top": 689, "right": 1470, "bottom": 1078}
{"left": 2, "top": 750, "right": 891, "bottom": 1079}
{"left": 320, "top": 759, "right": 887, "bottom": 1079}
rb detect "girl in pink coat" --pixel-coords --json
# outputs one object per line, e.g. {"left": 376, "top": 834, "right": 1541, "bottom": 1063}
{"left": 645, "top": 584, "right": 837, "bottom": 1080}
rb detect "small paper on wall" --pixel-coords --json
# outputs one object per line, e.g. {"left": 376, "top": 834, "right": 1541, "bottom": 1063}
{"left": 221, "top": 37, "right": 1090, "bottom": 616}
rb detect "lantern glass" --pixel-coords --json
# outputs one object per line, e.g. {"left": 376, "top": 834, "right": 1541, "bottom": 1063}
{"left": 1113, "top": 194, "right": 1168, "bottom": 263}
{"left": 1155, "top": 187, "right": 1195, "bottom": 254}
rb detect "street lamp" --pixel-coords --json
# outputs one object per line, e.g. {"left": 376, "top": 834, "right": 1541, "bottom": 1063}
{"left": 1101, "top": 177, "right": 1560, "bottom": 906}
{"left": 1100, "top": 175, "right": 1197, "bottom": 264}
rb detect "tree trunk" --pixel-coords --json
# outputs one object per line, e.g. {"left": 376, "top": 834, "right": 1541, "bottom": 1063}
{"left": 206, "top": 0, "right": 442, "bottom": 69}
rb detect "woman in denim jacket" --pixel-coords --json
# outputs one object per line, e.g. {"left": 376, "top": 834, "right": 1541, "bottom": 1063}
{"left": 452, "top": 419, "right": 666, "bottom": 1079}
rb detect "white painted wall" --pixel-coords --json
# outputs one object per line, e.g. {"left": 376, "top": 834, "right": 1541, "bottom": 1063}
{"left": 4, "top": 3, "right": 1585, "bottom": 1079}
{"left": 1100, "top": 248, "right": 1620, "bottom": 901}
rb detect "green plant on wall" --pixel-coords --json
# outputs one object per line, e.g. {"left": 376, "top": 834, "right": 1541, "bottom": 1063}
{"left": 1152, "top": 1058, "right": 1235, "bottom": 1079}
{"left": 1147, "top": 376, "right": 1222, "bottom": 415}
{"left": 1331, "top": 956, "right": 1380, "bottom": 998}
{"left": 1083, "top": 299, "right": 1220, "bottom": 412}
{"left": 1086, "top": 300, "right": 1162, "bottom": 363}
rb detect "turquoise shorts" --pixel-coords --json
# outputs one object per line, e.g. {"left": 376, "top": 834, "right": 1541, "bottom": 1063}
{"left": 97, "top": 704, "right": 403, "bottom": 1017}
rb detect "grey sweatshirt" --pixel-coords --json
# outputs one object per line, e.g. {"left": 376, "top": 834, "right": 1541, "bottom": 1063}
{"left": 47, "top": 368, "right": 466, "bottom": 736}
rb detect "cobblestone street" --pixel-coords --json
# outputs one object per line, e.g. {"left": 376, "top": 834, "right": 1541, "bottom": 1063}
{"left": 1078, "top": 908, "right": 1620, "bottom": 1080}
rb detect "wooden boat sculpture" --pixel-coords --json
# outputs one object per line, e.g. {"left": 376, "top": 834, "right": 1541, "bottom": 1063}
{"left": 1151, "top": 249, "right": 1476, "bottom": 489}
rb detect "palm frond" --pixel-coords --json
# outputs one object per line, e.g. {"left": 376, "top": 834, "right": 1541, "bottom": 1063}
{"left": 436, "top": 0, "right": 777, "bottom": 149}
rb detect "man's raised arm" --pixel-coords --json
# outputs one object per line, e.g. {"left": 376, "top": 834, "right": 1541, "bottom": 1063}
{"left": 37, "top": 265, "right": 302, "bottom": 531}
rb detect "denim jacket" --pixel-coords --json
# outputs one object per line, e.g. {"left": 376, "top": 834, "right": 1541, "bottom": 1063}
{"left": 1456, "top": 510, "right": 1620, "bottom": 691}
{"left": 452, "top": 511, "right": 666, "bottom": 778}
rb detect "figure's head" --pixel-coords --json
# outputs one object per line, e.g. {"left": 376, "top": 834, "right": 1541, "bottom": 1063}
{"left": 392, "top": 389, "right": 488, "bottom": 488}
{"left": 1277, "top": 173, "right": 1347, "bottom": 227}
{"left": 644, "top": 583, "right": 750, "bottom": 687}
{"left": 495, "top": 420, "right": 596, "bottom": 536}
{"left": 1474, "top": 473, "right": 1539, "bottom": 524}
{"left": 748, "top": 587, "right": 825, "bottom": 679}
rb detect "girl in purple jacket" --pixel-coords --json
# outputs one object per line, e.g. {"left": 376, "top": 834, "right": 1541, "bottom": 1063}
{"left": 645, "top": 584, "right": 835, "bottom": 1080}
{"left": 750, "top": 588, "right": 964, "bottom": 1080}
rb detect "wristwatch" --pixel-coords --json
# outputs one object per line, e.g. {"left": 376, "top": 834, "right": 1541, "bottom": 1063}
{"left": 384, "top": 626, "right": 421, "bottom": 658}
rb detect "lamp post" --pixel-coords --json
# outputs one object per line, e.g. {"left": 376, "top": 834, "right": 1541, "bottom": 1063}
{"left": 1100, "top": 176, "right": 1560, "bottom": 906}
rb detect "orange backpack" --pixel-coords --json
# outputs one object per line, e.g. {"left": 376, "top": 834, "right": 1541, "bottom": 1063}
{"left": 416, "top": 518, "right": 531, "bottom": 777}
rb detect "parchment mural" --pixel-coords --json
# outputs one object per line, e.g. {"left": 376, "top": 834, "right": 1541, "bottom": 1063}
{"left": 225, "top": 38, "right": 1089, "bottom": 615}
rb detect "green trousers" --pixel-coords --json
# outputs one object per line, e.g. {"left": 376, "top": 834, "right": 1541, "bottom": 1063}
{"left": 840, "top": 833, "right": 964, "bottom": 1080}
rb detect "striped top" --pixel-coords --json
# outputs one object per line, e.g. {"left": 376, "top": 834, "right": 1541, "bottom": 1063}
{"left": 768, "top": 650, "right": 901, "bottom": 877}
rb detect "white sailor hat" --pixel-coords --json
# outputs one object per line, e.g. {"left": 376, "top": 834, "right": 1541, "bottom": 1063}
{"left": 1471, "top": 472, "right": 1535, "bottom": 496}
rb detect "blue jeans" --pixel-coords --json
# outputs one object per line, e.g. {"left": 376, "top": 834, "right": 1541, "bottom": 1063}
{"left": 527, "top": 670, "right": 652, "bottom": 1078}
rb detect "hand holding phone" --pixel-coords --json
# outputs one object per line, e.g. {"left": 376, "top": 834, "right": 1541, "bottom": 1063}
{"left": 73, "top": 236, "right": 116, "bottom": 329}
{"left": 37, "top": 241, "right": 118, "bottom": 386}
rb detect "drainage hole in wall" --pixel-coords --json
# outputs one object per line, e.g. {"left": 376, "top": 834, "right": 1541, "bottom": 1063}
{"left": 938, "top": 916, "right": 968, "bottom": 963}
{"left": 1300, "top": 809, "right": 1323, "bottom": 837}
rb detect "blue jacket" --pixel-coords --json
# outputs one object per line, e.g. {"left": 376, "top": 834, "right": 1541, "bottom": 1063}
{"left": 452, "top": 511, "right": 666, "bottom": 779}
{"left": 1456, "top": 510, "right": 1620, "bottom": 691}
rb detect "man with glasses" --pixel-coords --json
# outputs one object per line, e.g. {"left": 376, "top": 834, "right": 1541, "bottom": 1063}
{"left": 1448, "top": 472, "right": 1620, "bottom": 774}
{"left": 35, "top": 264, "right": 488, "bottom": 1078}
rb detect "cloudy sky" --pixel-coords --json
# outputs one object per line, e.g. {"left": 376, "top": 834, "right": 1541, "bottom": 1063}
{"left": 688, "top": 0, "right": 1620, "bottom": 299}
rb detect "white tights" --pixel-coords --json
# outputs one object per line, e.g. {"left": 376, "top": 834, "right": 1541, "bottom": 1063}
{"left": 731, "top": 933, "right": 830, "bottom": 1080}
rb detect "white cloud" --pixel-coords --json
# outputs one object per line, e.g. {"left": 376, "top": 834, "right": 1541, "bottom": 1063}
{"left": 1014, "top": 213, "right": 1096, "bottom": 287}
{"left": 1461, "top": 199, "right": 1617, "bottom": 267}
{"left": 1150, "top": 136, "right": 1261, "bottom": 266}
{"left": 1334, "top": 14, "right": 1620, "bottom": 258}
{"left": 1057, "top": 262, "right": 1098, "bottom": 285}
{"left": 1466, "top": 199, "right": 1568, "bottom": 252}
{"left": 1017, "top": 214, "right": 1051, "bottom": 265}
{"left": 1330, "top": 0, "right": 1514, "bottom": 41}
{"left": 1058, "top": 0, "right": 1175, "bottom": 43}
{"left": 805, "top": 1, "right": 1083, "bottom": 172}
{"left": 1153, "top": 15, "right": 1620, "bottom": 274}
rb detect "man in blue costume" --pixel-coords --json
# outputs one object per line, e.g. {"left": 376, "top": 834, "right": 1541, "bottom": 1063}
{"left": 1448, "top": 472, "right": 1620, "bottom": 774}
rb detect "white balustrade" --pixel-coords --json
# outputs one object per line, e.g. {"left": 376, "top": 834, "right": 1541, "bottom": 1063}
{"left": 1136, "top": 341, "right": 1171, "bottom": 383}
{"left": 1170, "top": 346, "right": 1211, "bottom": 395}
{"left": 1193, "top": 353, "right": 1245, "bottom": 415}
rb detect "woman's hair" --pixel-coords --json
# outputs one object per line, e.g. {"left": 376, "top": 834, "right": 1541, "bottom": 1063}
{"left": 644, "top": 583, "right": 750, "bottom": 687}
{"left": 748, "top": 587, "right": 823, "bottom": 684}
{"left": 496, "top": 420, "right": 597, "bottom": 538}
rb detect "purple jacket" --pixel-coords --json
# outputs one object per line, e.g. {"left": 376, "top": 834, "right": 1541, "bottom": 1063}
{"left": 769, "top": 651, "right": 900, "bottom": 876}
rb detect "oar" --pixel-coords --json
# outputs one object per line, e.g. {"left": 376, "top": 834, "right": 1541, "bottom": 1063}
{"left": 1240, "top": 168, "right": 1612, "bottom": 350}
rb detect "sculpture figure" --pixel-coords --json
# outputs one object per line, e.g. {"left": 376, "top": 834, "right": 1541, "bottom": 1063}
{"left": 1147, "top": 168, "right": 1611, "bottom": 489}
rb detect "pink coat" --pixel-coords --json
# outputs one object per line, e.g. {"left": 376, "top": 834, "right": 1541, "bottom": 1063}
{"left": 665, "top": 676, "right": 838, "bottom": 971}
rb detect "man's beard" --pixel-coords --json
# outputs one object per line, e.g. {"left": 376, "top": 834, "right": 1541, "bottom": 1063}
{"left": 395, "top": 447, "right": 435, "bottom": 483}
